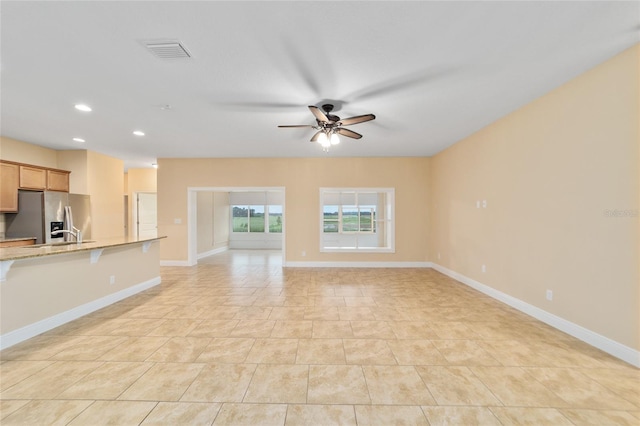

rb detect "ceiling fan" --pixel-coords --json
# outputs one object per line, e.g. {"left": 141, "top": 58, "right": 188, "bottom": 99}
{"left": 278, "top": 104, "right": 375, "bottom": 151}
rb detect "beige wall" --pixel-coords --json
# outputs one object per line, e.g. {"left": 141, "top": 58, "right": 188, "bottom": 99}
{"left": 157, "top": 157, "right": 430, "bottom": 263}
{"left": 0, "top": 136, "right": 58, "bottom": 168}
{"left": 429, "top": 45, "right": 639, "bottom": 350}
{"left": 87, "top": 151, "right": 124, "bottom": 239}
{"left": 125, "top": 168, "right": 157, "bottom": 237}
{"left": 196, "top": 191, "right": 230, "bottom": 254}
{"left": 58, "top": 150, "right": 89, "bottom": 194}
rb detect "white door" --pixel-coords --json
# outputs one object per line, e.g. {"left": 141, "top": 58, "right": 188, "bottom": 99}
{"left": 137, "top": 192, "right": 157, "bottom": 239}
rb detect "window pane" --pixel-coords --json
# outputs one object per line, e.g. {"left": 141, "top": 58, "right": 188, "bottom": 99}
{"left": 268, "top": 205, "right": 283, "bottom": 233}
{"left": 360, "top": 208, "right": 373, "bottom": 232}
{"left": 249, "top": 205, "right": 265, "bottom": 232}
{"left": 323, "top": 205, "right": 339, "bottom": 233}
{"left": 342, "top": 206, "right": 358, "bottom": 232}
{"left": 232, "top": 205, "right": 248, "bottom": 232}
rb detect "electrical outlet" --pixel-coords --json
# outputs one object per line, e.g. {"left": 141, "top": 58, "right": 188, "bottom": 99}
{"left": 437, "top": 252, "right": 441, "bottom": 260}
{"left": 109, "top": 275, "right": 116, "bottom": 285}
{"left": 482, "top": 200, "right": 487, "bottom": 208}
{"left": 174, "top": 218, "right": 182, "bottom": 224}
{"left": 476, "top": 200, "right": 480, "bottom": 208}
{"left": 301, "top": 250, "right": 306, "bottom": 257}
{"left": 481, "top": 264, "right": 486, "bottom": 273}
{"left": 546, "top": 290, "right": 553, "bottom": 301}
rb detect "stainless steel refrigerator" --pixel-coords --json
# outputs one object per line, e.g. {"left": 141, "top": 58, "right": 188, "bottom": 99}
{"left": 5, "top": 190, "right": 91, "bottom": 244}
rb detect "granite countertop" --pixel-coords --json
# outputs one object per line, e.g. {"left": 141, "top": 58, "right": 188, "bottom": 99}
{"left": 0, "top": 236, "right": 166, "bottom": 261}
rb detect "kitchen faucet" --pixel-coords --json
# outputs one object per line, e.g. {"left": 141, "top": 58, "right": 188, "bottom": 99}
{"left": 51, "top": 226, "right": 83, "bottom": 243}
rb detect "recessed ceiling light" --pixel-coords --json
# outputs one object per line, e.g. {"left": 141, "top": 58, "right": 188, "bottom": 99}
{"left": 72, "top": 137, "right": 85, "bottom": 143}
{"left": 133, "top": 130, "right": 145, "bottom": 136}
{"left": 74, "top": 104, "right": 92, "bottom": 112}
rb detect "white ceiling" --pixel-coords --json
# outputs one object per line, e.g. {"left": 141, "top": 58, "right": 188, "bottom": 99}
{"left": 1, "top": 1, "right": 638, "bottom": 170}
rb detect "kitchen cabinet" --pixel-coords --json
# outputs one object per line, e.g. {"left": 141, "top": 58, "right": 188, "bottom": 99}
{"left": 47, "top": 169, "right": 70, "bottom": 192}
{"left": 0, "top": 161, "right": 19, "bottom": 212}
{"left": 19, "top": 165, "right": 47, "bottom": 190}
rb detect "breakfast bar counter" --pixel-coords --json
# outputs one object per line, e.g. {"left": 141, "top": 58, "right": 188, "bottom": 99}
{"left": 0, "top": 236, "right": 166, "bottom": 350}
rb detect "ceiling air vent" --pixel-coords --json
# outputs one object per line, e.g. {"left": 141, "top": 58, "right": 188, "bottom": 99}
{"left": 143, "top": 41, "right": 191, "bottom": 60}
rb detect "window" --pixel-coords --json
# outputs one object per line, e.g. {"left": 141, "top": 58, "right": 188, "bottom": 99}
{"left": 320, "top": 188, "right": 394, "bottom": 252}
{"left": 232, "top": 204, "right": 282, "bottom": 233}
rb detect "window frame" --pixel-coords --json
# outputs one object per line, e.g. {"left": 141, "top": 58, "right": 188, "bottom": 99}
{"left": 319, "top": 187, "right": 395, "bottom": 253}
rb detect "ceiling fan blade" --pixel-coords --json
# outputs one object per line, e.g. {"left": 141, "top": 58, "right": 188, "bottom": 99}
{"left": 339, "top": 114, "right": 376, "bottom": 126}
{"left": 310, "top": 131, "right": 323, "bottom": 142}
{"left": 278, "top": 125, "right": 315, "bottom": 128}
{"left": 308, "top": 106, "right": 329, "bottom": 122}
{"left": 336, "top": 128, "right": 363, "bottom": 139}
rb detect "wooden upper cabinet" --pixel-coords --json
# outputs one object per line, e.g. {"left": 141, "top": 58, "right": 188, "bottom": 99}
{"left": 0, "top": 161, "right": 19, "bottom": 212}
{"left": 19, "top": 165, "right": 47, "bottom": 190}
{"left": 47, "top": 169, "right": 70, "bottom": 192}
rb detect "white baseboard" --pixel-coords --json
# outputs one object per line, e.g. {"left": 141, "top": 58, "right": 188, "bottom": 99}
{"left": 431, "top": 263, "right": 640, "bottom": 368}
{"left": 160, "top": 260, "right": 192, "bottom": 266}
{"left": 284, "top": 261, "right": 432, "bottom": 268}
{"left": 197, "top": 246, "right": 228, "bottom": 260}
{"left": 0, "top": 276, "right": 162, "bottom": 351}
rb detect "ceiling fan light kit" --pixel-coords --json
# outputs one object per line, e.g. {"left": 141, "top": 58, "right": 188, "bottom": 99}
{"left": 279, "top": 104, "right": 375, "bottom": 152}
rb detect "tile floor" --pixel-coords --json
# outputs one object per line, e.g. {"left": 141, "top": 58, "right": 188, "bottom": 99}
{"left": 1, "top": 250, "right": 639, "bottom": 425}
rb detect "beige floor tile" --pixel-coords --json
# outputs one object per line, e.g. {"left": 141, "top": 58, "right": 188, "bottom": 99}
{"left": 524, "top": 367, "right": 638, "bottom": 410}
{"left": 283, "top": 297, "right": 315, "bottom": 306}
{"left": 181, "top": 364, "right": 257, "bottom": 402}
{"left": 314, "top": 297, "right": 345, "bottom": 307}
{"left": 476, "top": 339, "right": 553, "bottom": 366}
{"left": 355, "top": 405, "right": 429, "bottom": 425}
{"left": 343, "top": 296, "right": 376, "bottom": 306}
{"left": 0, "top": 360, "right": 55, "bottom": 391}
{"left": 579, "top": 368, "right": 640, "bottom": 408}
{"left": 243, "top": 364, "right": 308, "bottom": 403}
{"left": 268, "top": 307, "right": 307, "bottom": 320}
{"left": 0, "top": 399, "right": 93, "bottom": 426}
{"left": 422, "top": 406, "right": 502, "bottom": 426}
{"left": 431, "top": 340, "right": 501, "bottom": 366}
{"left": 312, "top": 321, "right": 354, "bottom": 338}
{"left": 97, "top": 336, "right": 169, "bottom": 362}
{"left": 187, "top": 320, "right": 239, "bottom": 338}
{"left": 296, "top": 339, "right": 346, "bottom": 364}
{"left": 304, "top": 307, "right": 340, "bottom": 320}
{"left": 373, "top": 307, "right": 412, "bottom": 321}
{"left": 489, "top": 407, "right": 573, "bottom": 425}
{"left": 146, "top": 337, "right": 212, "bottom": 362}
{"left": 146, "top": 319, "right": 202, "bottom": 336}
{"left": 338, "top": 307, "right": 376, "bottom": 320}
{"left": 427, "top": 321, "right": 482, "bottom": 339}
{"left": 213, "top": 403, "right": 287, "bottom": 425}
{"left": 270, "top": 320, "right": 313, "bottom": 338}
{"left": 233, "top": 306, "right": 273, "bottom": 319}
{"left": 0, "top": 361, "right": 102, "bottom": 399}
{"left": 118, "top": 362, "right": 204, "bottom": 401}
{"left": 46, "top": 335, "right": 128, "bottom": 361}
{"left": 141, "top": 401, "right": 221, "bottom": 425}
{"left": 229, "top": 320, "right": 276, "bottom": 337}
{"left": 0, "top": 400, "right": 30, "bottom": 420}
{"left": 286, "top": 404, "right": 356, "bottom": 425}
{"left": 415, "top": 365, "right": 502, "bottom": 406}
{"left": 0, "top": 335, "right": 78, "bottom": 361}
{"left": 350, "top": 321, "right": 396, "bottom": 339}
{"left": 561, "top": 409, "right": 640, "bottom": 425}
{"left": 245, "top": 338, "right": 298, "bottom": 364}
{"left": 388, "top": 321, "right": 439, "bottom": 339}
{"left": 471, "top": 366, "right": 569, "bottom": 407}
{"left": 387, "top": 339, "right": 448, "bottom": 366}
{"left": 195, "top": 338, "right": 255, "bottom": 363}
{"left": 197, "top": 306, "right": 241, "bottom": 319}
{"left": 67, "top": 400, "right": 157, "bottom": 425}
{"left": 58, "top": 361, "right": 153, "bottom": 399}
{"left": 363, "top": 366, "right": 436, "bottom": 405}
{"left": 343, "top": 339, "right": 397, "bottom": 365}
{"left": 108, "top": 318, "right": 165, "bottom": 336}
{"left": 307, "top": 365, "right": 370, "bottom": 404}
